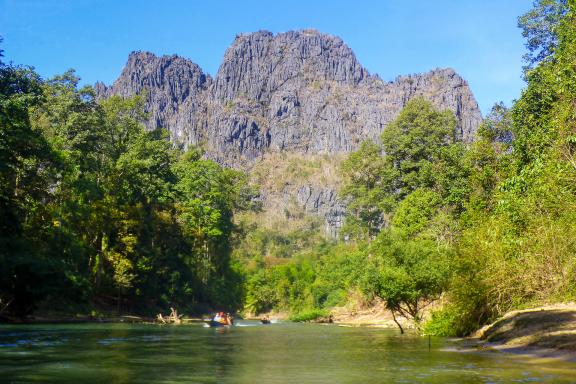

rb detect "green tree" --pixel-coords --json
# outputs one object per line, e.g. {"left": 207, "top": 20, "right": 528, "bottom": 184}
{"left": 341, "top": 97, "right": 466, "bottom": 239}
{"left": 340, "top": 140, "right": 394, "bottom": 239}
{"left": 518, "top": 0, "right": 568, "bottom": 71}
{"left": 0, "top": 52, "right": 256, "bottom": 317}
{"left": 391, "top": 188, "right": 441, "bottom": 239}
{"left": 368, "top": 232, "right": 450, "bottom": 333}
{"left": 0, "top": 57, "right": 73, "bottom": 316}
{"left": 174, "top": 150, "right": 250, "bottom": 308}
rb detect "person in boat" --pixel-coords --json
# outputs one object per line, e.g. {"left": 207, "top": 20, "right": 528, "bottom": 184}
{"left": 213, "top": 311, "right": 224, "bottom": 323}
{"left": 211, "top": 311, "right": 232, "bottom": 326}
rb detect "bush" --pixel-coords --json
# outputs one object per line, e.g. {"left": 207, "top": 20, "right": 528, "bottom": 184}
{"left": 423, "top": 305, "right": 480, "bottom": 337}
{"left": 289, "top": 308, "right": 329, "bottom": 322}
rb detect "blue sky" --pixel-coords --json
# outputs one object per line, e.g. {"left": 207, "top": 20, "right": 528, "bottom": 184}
{"left": 1, "top": 0, "right": 532, "bottom": 115}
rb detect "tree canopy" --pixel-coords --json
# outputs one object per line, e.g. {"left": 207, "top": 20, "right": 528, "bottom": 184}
{"left": 0, "top": 60, "right": 251, "bottom": 317}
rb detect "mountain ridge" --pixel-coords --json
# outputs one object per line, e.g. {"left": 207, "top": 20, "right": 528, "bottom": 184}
{"left": 96, "top": 29, "right": 483, "bottom": 236}
{"left": 96, "top": 29, "right": 482, "bottom": 167}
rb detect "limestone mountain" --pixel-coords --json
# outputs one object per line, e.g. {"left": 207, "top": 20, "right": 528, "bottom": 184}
{"left": 97, "top": 30, "right": 482, "bottom": 164}
{"left": 96, "top": 29, "right": 483, "bottom": 235}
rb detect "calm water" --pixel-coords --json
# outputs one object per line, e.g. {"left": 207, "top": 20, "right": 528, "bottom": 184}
{"left": 0, "top": 322, "right": 575, "bottom": 383}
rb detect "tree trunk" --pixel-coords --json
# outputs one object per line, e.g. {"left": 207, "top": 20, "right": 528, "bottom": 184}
{"left": 391, "top": 310, "right": 404, "bottom": 334}
{"left": 117, "top": 289, "right": 121, "bottom": 315}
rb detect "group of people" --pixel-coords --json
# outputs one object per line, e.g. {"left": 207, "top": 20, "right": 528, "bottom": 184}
{"left": 211, "top": 312, "right": 277, "bottom": 326}
{"left": 212, "top": 311, "right": 234, "bottom": 325}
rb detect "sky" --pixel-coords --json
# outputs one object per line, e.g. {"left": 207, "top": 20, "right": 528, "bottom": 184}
{"left": 0, "top": 0, "right": 533, "bottom": 115}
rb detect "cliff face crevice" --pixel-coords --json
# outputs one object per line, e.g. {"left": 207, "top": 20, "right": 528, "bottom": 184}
{"left": 294, "top": 185, "right": 346, "bottom": 238}
{"left": 96, "top": 29, "right": 483, "bottom": 236}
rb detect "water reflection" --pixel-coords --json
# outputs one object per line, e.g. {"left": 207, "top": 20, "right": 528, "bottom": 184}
{"left": 0, "top": 322, "right": 574, "bottom": 383}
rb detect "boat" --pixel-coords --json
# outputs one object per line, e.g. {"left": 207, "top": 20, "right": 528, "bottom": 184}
{"left": 205, "top": 312, "right": 234, "bottom": 327}
{"left": 260, "top": 318, "right": 271, "bottom": 324}
{"left": 206, "top": 319, "right": 231, "bottom": 327}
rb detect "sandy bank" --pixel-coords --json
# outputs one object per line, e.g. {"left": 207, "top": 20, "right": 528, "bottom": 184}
{"left": 251, "top": 301, "right": 404, "bottom": 328}
{"left": 331, "top": 303, "right": 396, "bottom": 327}
{"left": 468, "top": 303, "right": 576, "bottom": 362}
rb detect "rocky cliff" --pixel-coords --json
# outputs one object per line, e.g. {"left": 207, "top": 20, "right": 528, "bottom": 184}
{"left": 96, "top": 29, "right": 483, "bottom": 235}
{"left": 95, "top": 51, "right": 212, "bottom": 145}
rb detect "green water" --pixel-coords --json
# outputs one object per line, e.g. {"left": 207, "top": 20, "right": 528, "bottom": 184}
{"left": 0, "top": 322, "right": 574, "bottom": 383}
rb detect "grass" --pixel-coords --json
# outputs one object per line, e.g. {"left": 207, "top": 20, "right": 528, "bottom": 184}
{"left": 249, "top": 152, "right": 344, "bottom": 192}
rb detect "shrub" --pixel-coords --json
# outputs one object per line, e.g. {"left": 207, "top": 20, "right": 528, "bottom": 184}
{"left": 289, "top": 308, "right": 329, "bottom": 322}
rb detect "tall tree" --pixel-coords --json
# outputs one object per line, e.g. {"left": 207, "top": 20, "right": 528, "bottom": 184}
{"left": 0, "top": 56, "right": 65, "bottom": 316}
{"left": 518, "top": 0, "right": 568, "bottom": 71}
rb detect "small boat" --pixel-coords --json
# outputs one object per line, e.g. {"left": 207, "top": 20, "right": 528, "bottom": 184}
{"left": 205, "top": 312, "right": 234, "bottom": 327}
{"left": 260, "top": 319, "right": 271, "bottom": 324}
{"left": 206, "top": 319, "right": 231, "bottom": 327}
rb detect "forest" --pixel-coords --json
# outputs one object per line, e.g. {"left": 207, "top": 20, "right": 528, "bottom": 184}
{"left": 0, "top": 65, "right": 257, "bottom": 317}
{"left": 1, "top": 0, "right": 575, "bottom": 338}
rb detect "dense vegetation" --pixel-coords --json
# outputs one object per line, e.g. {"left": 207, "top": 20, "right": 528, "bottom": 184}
{"left": 240, "top": 0, "right": 576, "bottom": 334}
{"left": 0, "top": 55, "right": 253, "bottom": 318}
{"left": 1, "top": 0, "right": 575, "bottom": 338}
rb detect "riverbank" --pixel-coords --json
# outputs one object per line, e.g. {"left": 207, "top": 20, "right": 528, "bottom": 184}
{"left": 0, "top": 311, "right": 209, "bottom": 325}
{"left": 1, "top": 313, "right": 154, "bottom": 324}
{"left": 330, "top": 301, "right": 400, "bottom": 328}
{"left": 464, "top": 303, "right": 576, "bottom": 362}
{"left": 331, "top": 300, "right": 576, "bottom": 364}
{"left": 319, "top": 300, "right": 576, "bottom": 364}
{"left": 251, "top": 298, "right": 407, "bottom": 328}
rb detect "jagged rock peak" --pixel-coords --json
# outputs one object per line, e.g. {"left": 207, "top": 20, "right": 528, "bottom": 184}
{"left": 95, "top": 51, "right": 212, "bottom": 144}
{"left": 213, "top": 29, "right": 369, "bottom": 101}
{"left": 97, "top": 51, "right": 211, "bottom": 99}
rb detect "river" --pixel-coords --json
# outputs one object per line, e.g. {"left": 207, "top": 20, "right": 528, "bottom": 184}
{"left": 0, "top": 321, "right": 574, "bottom": 383}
